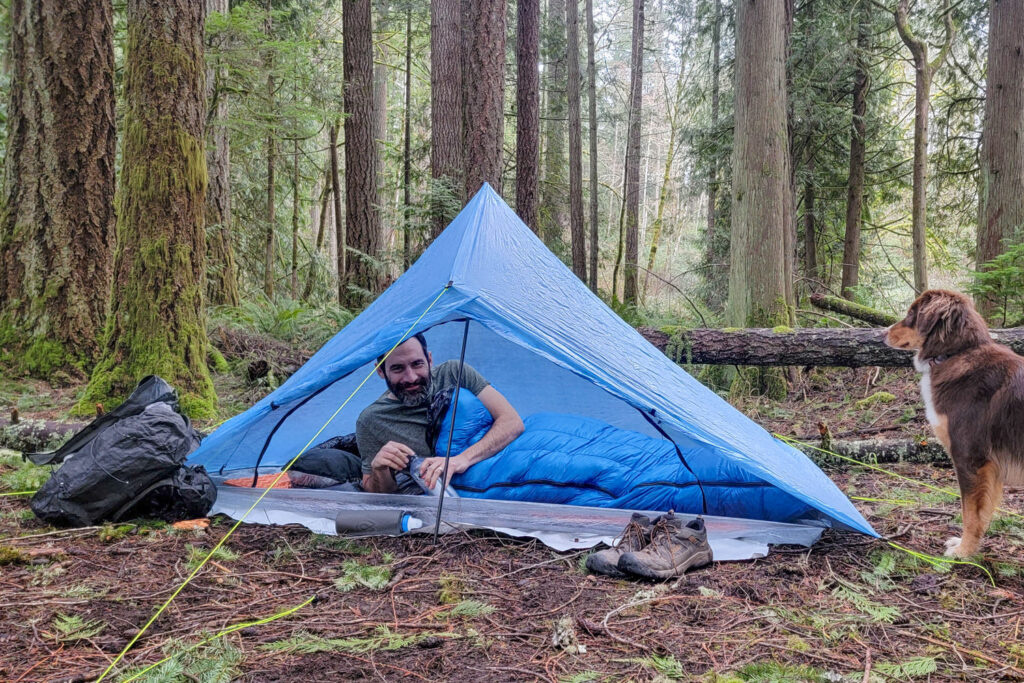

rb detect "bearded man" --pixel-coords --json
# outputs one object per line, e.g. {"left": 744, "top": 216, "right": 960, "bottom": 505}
{"left": 357, "top": 334, "right": 524, "bottom": 494}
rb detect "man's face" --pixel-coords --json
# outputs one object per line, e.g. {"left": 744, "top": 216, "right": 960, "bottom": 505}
{"left": 378, "top": 338, "right": 432, "bottom": 407}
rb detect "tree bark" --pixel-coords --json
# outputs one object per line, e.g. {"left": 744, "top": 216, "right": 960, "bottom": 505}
{"left": 81, "top": 0, "right": 216, "bottom": 417}
{"left": 204, "top": 0, "right": 240, "bottom": 308}
{"left": 343, "top": 0, "right": 384, "bottom": 308}
{"left": 329, "top": 122, "right": 345, "bottom": 294}
{"left": 895, "top": 0, "right": 954, "bottom": 294}
{"left": 463, "top": 0, "right": 506, "bottom": 196}
{"left": 264, "top": 66, "right": 276, "bottom": 298}
{"left": 291, "top": 138, "right": 301, "bottom": 299}
{"left": 976, "top": 0, "right": 1024, "bottom": 315}
{"left": 621, "top": 0, "right": 644, "bottom": 306}
{"left": 585, "top": 0, "right": 599, "bottom": 292}
{"left": 566, "top": 0, "right": 586, "bottom": 281}
{"left": 638, "top": 325, "right": 1024, "bottom": 367}
{"left": 0, "top": 0, "right": 115, "bottom": 374}
{"left": 302, "top": 163, "right": 332, "bottom": 302}
{"left": 803, "top": 149, "right": 818, "bottom": 285}
{"left": 727, "top": 0, "right": 790, "bottom": 329}
{"left": 703, "top": 0, "right": 724, "bottom": 310}
{"left": 403, "top": 7, "right": 414, "bottom": 269}
{"left": 841, "top": 1, "right": 870, "bottom": 300}
{"left": 430, "top": 0, "right": 464, "bottom": 238}
{"left": 516, "top": 0, "right": 540, "bottom": 232}
{"left": 541, "top": 0, "right": 567, "bottom": 245}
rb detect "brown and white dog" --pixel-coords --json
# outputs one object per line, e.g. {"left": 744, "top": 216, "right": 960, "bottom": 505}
{"left": 885, "top": 289, "right": 1024, "bottom": 557}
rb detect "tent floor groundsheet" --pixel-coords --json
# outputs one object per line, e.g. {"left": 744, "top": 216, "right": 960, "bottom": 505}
{"left": 212, "top": 485, "right": 825, "bottom": 560}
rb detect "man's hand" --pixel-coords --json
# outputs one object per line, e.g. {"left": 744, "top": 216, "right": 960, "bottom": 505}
{"left": 372, "top": 441, "right": 414, "bottom": 472}
{"left": 418, "top": 455, "right": 468, "bottom": 490}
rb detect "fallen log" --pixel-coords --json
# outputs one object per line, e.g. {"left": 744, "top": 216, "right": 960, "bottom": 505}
{"left": 638, "top": 326, "right": 1024, "bottom": 367}
{"left": 809, "top": 293, "right": 898, "bottom": 327}
{"left": 0, "top": 415, "right": 84, "bottom": 455}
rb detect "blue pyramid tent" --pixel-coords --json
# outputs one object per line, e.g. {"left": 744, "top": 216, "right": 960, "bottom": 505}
{"left": 189, "top": 184, "right": 875, "bottom": 538}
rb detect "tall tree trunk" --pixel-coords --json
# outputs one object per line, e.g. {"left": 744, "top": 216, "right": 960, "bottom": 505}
{"left": 585, "top": 0, "right": 599, "bottom": 292}
{"left": 430, "top": 0, "right": 464, "bottom": 238}
{"left": 204, "top": 0, "right": 239, "bottom": 308}
{"left": 702, "top": 0, "right": 724, "bottom": 311}
{"left": 803, "top": 150, "right": 818, "bottom": 284}
{"left": 81, "top": 0, "right": 216, "bottom": 417}
{"left": 782, "top": 0, "right": 796, "bottom": 323}
{"left": 464, "top": 0, "right": 506, "bottom": 196}
{"left": 263, "top": 57, "right": 276, "bottom": 298}
{"left": 621, "top": 0, "right": 644, "bottom": 306}
{"left": 343, "top": 0, "right": 384, "bottom": 308}
{"left": 0, "top": 0, "right": 115, "bottom": 375}
{"left": 302, "top": 163, "right": 332, "bottom": 302}
{"left": 841, "top": 3, "right": 870, "bottom": 299}
{"left": 540, "top": 0, "right": 567, "bottom": 245}
{"left": 727, "top": 1, "right": 790, "bottom": 334}
{"left": 291, "top": 138, "right": 301, "bottom": 299}
{"left": 895, "top": 0, "right": 954, "bottom": 294}
{"left": 403, "top": 7, "right": 414, "bottom": 269}
{"left": 516, "top": 0, "right": 540, "bottom": 232}
{"left": 643, "top": 89, "right": 682, "bottom": 300}
{"left": 330, "top": 122, "right": 345, "bottom": 296}
{"left": 976, "top": 0, "right": 1024, "bottom": 316}
{"left": 566, "top": 0, "right": 586, "bottom": 280}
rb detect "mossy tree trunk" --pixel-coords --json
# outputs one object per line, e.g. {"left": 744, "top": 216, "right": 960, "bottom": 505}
{"left": 342, "top": 0, "right": 384, "bottom": 308}
{"left": 841, "top": 1, "right": 870, "bottom": 300}
{"left": 566, "top": 0, "right": 586, "bottom": 282}
{"left": 81, "top": 0, "right": 216, "bottom": 418}
{"left": 0, "top": 0, "right": 115, "bottom": 376}
{"left": 204, "top": 0, "right": 240, "bottom": 308}
{"left": 727, "top": 0, "right": 792, "bottom": 398}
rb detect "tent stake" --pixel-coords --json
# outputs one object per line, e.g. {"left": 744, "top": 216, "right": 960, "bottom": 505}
{"left": 433, "top": 319, "right": 470, "bottom": 544}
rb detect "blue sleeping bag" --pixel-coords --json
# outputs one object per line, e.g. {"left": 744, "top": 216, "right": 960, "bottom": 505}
{"left": 440, "top": 392, "right": 816, "bottom": 524}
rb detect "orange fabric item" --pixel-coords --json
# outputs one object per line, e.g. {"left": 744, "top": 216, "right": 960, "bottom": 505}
{"left": 223, "top": 473, "right": 293, "bottom": 489}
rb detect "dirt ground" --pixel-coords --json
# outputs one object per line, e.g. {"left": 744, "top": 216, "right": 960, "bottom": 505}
{"left": 1, "top": 368, "right": 1023, "bottom": 682}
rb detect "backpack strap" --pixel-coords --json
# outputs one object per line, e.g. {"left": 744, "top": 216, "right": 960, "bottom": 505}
{"left": 109, "top": 475, "right": 176, "bottom": 522}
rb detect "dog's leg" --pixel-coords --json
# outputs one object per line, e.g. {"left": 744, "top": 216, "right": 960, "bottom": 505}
{"left": 946, "top": 461, "right": 1001, "bottom": 558}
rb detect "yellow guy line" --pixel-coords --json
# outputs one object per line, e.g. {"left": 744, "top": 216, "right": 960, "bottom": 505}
{"left": 0, "top": 490, "right": 35, "bottom": 497}
{"left": 775, "top": 434, "right": 1024, "bottom": 520}
{"left": 98, "top": 284, "right": 451, "bottom": 682}
{"left": 120, "top": 594, "right": 316, "bottom": 682}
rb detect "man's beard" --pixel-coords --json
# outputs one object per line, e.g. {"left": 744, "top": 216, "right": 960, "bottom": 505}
{"left": 388, "top": 373, "right": 432, "bottom": 407}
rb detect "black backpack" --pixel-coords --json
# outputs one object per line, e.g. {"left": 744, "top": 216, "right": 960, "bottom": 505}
{"left": 29, "top": 376, "right": 216, "bottom": 527}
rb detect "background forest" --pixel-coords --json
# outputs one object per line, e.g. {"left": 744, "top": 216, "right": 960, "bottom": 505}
{"left": 0, "top": 0, "right": 1021, "bottom": 415}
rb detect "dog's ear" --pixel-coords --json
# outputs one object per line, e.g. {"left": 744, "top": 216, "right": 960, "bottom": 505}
{"left": 915, "top": 293, "right": 950, "bottom": 337}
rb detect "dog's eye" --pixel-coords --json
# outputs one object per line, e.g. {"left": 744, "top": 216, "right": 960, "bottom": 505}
{"left": 907, "top": 308, "right": 917, "bottom": 325}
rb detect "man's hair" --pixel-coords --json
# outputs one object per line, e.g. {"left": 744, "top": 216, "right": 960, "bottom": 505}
{"left": 377, "top": 332, "right": 428, "bottom": 367}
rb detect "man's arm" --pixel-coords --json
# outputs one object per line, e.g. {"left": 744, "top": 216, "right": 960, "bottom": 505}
{"left": 420, "top": 385, "right": 524, "bottom": 489}
{"left": 361, "top": 441, "right": 415, "bottom": 493}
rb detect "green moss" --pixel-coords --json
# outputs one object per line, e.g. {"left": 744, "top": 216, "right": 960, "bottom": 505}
{"left": 208, "top": 346, "right": 229, "bottom": 373}
{"left": 0, "top": 545, "right": 29, "bottom": 565}
{"left": 856, "top": 391, "right": 896, "bottom": 409}
{"left": 771, "top": 325, "right": 793, "bottom": 333}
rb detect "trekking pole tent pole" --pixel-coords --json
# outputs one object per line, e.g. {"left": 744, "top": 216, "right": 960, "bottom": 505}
{"left": 433, "top": 318, "right": 470, "bottom": 544}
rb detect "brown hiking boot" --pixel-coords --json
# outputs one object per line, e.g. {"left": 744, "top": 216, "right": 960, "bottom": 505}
{"left": 616, "top": 512, "right": 712, "bottom": 579}
{"left": 585, "top": 513, "right": 653, "bottom": 577}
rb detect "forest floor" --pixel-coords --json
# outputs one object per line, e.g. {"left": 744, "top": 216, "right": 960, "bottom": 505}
{"left": 1, "top": 366, "right": 1023, "bottom": 682}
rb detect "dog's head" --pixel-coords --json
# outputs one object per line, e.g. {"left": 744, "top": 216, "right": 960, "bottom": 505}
{"left": 885, "top": 289, "right": 991, "bottom": 360}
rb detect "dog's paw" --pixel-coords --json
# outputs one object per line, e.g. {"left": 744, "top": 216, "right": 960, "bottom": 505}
{"left": 943, "top": 537, "right": 975, "bottom": 558}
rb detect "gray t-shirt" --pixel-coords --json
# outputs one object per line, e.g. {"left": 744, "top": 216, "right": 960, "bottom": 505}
{"left": 355, "top": 360, "right": 490, "bottom": 475}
